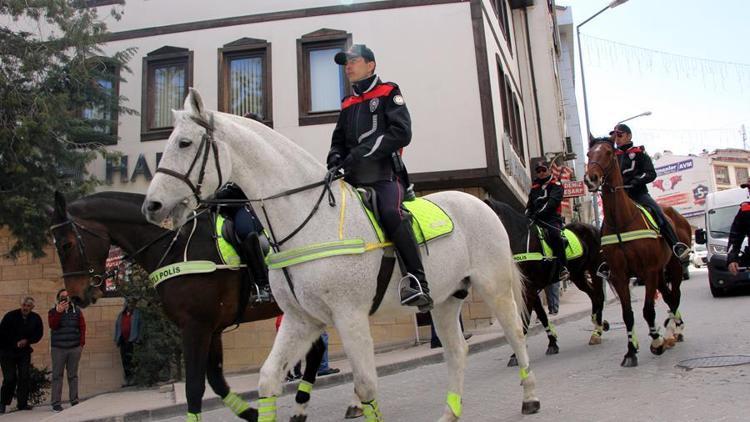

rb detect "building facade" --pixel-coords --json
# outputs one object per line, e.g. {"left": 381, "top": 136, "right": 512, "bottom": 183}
{"left": 708, "top": 148, "right": 750, "bottom": 191}
{"left": 649, "top": 152, "right": 712, "bottom": 229}
{"left": 1, "top": 0, "right": 576, "bottom": 398}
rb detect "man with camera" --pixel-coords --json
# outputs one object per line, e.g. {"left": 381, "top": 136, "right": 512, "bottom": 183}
{"left": 48, "top": 289, "right": 86, "bottom": 412}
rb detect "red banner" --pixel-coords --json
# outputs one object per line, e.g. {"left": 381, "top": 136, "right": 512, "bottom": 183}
{"left": 562, "top": 181, "right": 586, "bottom": 198}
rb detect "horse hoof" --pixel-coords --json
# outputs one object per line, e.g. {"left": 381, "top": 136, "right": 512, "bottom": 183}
{"left": 589, "top": 335, "right": 602, "bottom": 345}
{"left": 620, "top": 355, "right": 638, "bottom": 367}
{"left": 521, "top": 400, "right": 541, "bottom": 415}
{"left": 602, "top": 320, "right": 610, "bottom": 331}
{"left": 290, "top": 415, "right": 308, "bottom": 422}
{"left": 239, "top": 407, "right": 259, "bottom": 421}
{"left": 545, "top": 345, "right": 559, "bottom": 355}
{"left": 507, "top": 355, "right": 518, "bottom": 367}
{"left": 676, "top": 333, "right": 684, "bottom": 342}
{"left": 345, "top": 405, "right": 363, "bottom": 419}
{"left": 650, "top": 344, "right": 665, "bottom": 355}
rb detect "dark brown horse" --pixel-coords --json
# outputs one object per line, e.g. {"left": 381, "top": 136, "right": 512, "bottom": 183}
{"left": 48, "top": 191, "right": 342, "bottom": 422}
{"left": 484, "top": 198, "right": 608, "bottom": 366}
{"left": 585, "top": 137, "right": 691, "bottom": 367}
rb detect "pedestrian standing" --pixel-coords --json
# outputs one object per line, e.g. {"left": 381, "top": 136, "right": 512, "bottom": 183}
{"left": 114, "top": 298, "right": 142, "bottom": 387}
{"left": 48, "top": 289, "right": 85, "bottom": 412}
{"left": 0, "top": 296, "right": 43, "bottom": 413}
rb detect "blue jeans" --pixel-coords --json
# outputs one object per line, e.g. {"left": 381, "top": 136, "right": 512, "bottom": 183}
{"left": 545, "top": 282, "right": 560, "bottom": 313}
{"left": 318, "top": 332, "right": 330, "bottom": 371}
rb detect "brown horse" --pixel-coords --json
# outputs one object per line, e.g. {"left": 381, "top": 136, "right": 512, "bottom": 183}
{"left": 47, "top": 191, "right": 343, "bottom": 421}
{"left": 585, "top": 137, "right": 691, "bottom": 367}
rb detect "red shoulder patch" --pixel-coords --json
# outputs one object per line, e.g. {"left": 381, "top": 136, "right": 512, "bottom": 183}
{"left": 627, "top": 146, "right": 643, "bottom": 154}
{"left": 341, "top": 84, "right": 395, "bottom": 110}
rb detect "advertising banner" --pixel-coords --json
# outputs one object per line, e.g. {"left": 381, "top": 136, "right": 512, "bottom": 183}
{"left": 648, "top": 155, "right": 711, "bottom": 218}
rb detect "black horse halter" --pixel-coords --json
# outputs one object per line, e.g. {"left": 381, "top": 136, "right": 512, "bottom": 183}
{"left": 587, "top": 140, "right": 618, "bottom": 193}
{"left": 155, "top": 114, "right": 223, "bottom": 205}
{"left": 50, "top": 218, "right": 115, "bottom": 287}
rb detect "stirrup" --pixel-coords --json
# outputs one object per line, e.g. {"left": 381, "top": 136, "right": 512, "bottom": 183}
{"left": 252, "top": 283, "right": 273, "bottom": 303}
{"left": 596, "top": 262, "right": 610, "bottom": 280}
{"left": 672, "top": 242, "right": 690, "bottom": 260}
{"left": 398, "top": 273, "right": 433, "bottom": 311}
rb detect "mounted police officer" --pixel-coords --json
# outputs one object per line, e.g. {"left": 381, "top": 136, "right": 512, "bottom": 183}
{"left": 525, "top": 161, "right": 569, "bottom": 283}
{"left": 728, "top": 178, "right": 750, "bottom": 275}
{"left": 611, "top": 123, "right": 689, "bottom": 260}
{"left": 326, "top": 44, "right": 432, "bottom": 311}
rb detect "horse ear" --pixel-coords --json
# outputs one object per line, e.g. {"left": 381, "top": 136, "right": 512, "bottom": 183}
{"left": 184, "top": 88, "right": 206, "bottom": 119}
{"left": 54, "top": 191, "right": 67, "bottom": 218}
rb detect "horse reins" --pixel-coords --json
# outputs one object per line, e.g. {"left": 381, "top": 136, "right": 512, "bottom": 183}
{"left": 50, "top": 219, "right": 116, "bottom": 287}
{"left": 155, "top": 114, "right": 223, "bottom": 206}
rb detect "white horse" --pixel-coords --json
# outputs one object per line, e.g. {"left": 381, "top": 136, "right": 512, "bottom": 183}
{"left": 143, "top": 89, "right": 539, "bottom": 421}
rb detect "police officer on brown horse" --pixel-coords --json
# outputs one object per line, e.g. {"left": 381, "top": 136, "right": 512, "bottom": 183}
{"left": 326, "top": 44, "right": 432, "bottom": 311}
{"left": 728, "top": 178, "right": 750, "bottom": 275}
{"left": 526, "top": 161, "right": 569, "bottom": 283}
{"left": 611, "top": 123, "right": 689, "bottom": 260}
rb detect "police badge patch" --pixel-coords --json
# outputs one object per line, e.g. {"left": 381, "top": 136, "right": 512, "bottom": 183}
{"left": 393, "top": 95, "right": 405, "bottom": 105}
{"left": 369, "top": 98, "right": 379, "bottom": 112}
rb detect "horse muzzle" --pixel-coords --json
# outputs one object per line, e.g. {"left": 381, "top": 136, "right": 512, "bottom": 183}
{"left": 584, "top": 173, "right": 601, "bottom": 192}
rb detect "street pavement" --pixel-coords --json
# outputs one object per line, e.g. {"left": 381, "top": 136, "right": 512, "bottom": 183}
{"left": 5, "top": 268, "right": 748, "bottom": 421}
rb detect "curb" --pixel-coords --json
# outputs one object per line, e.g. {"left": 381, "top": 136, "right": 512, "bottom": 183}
{"left": 81, "top": 299, "right": 615, "bottom": 422}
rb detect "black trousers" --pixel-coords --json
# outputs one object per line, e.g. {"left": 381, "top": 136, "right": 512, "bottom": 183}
{"left": 119, "top": 341, "right": 135, "bottom": 382}
{"left": 630, "top": 192, "right": 668, "bottom": 227}
{"left": 0, "top": 352, "right": 31, "bottom": 407}
{"left": 361, "top": 179, "right": 406, "bottom": 236}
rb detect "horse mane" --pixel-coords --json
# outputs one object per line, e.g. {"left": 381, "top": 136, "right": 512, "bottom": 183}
{"left": 483, "top": 198, "right": 529, "bottom": 253}
{"left": 588, "top": 135, "right": 614, "bottom": 149}
{"left": 68, "top": 191, "right": 148, "bottom": 225}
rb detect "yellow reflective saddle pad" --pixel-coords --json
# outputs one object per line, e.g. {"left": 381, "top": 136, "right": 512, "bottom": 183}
{"left": 538, "top": 227, "right": 584, "bottom": 261}
{"left": 359, "top": 195, "right": 454, "bottom": 244}
{"left": 634, "top": 203, "right": 659, "bottom": 231}
{"left": 215, "top": 214, "right": 241, "bottom": 266}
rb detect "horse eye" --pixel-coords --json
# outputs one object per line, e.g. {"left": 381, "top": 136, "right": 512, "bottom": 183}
{"left": 179, "top": 139, "right": 192, "bottom": 148}
{"left": 61, "top": 242, "right": 73, "bottom": 251}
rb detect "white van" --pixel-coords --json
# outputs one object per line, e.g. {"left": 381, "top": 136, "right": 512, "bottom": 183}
{"left": 695, "top": 187, "right": 750, "bottom": 296}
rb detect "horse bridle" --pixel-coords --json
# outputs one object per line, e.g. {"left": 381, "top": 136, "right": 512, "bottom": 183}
{"left": 50, "top": 218, "right": 115, "bottom": 287}
{"left": 155, "top": 114, "right": 223, "bottom": 205}
{"left": 587, "top": 140, "right": 618, "bottom": 193}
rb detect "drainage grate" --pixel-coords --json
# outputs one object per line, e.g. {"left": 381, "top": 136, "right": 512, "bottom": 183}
{"left": 677, "top": 355, "right": 750, "bottom": 369}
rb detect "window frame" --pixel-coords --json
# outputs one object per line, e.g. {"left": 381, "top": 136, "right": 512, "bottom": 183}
{"left": 218, "top": 38, "right": 273, "bottom": 127}
{"left": 491, "top": 0, "right": 512, "bottom": 54}
{"left": 714, "top": 165, "right": 730, "bottom": 185}
{"left": 497, "top": 62, "right": 525, "bottom": 162}
{"left": 141, "top": 47, "right": 193, "bottom": 142}
{"left": 734, "top": 166, "right": 748, "bottom": 183}
{"left": 296, "top": 29, "right": 352, "bottom": 126}
{"left": 79, "top": 58, "right": 120, "bottom": 145}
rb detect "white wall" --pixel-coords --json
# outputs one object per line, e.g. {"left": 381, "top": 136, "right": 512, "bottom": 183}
{"left": 89, "top": 2, "right": 486, "bottom": 192}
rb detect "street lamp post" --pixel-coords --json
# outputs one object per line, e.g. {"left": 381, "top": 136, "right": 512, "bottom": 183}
{"left": 617, "top": 111, "right": 652, "bottom": 125}
{"left": 577, "top": 0, "right": 631, "bottom": 226}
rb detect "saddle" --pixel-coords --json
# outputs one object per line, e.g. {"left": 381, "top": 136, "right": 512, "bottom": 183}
{"left": 514, "top": 226, "right": 583, "bottom": 262}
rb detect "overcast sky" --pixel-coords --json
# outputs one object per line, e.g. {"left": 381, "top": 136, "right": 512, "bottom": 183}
{"left": 559, "top": 0, "right": 750, "bottom": 155}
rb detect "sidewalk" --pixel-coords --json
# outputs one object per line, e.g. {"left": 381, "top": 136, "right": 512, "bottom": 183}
{"left": 1, "top": 287, "right": 608, "bottom": 422}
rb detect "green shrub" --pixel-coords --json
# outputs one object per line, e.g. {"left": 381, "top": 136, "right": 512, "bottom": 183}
{"left": 28, "top": 364, "right": 51, "bottom": 406}
{"left": 117, "top": 266, "right": 183, "bottom": 386}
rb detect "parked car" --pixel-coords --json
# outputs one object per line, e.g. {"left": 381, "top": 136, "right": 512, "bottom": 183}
{"left": 692, "top": 243, "right": 707, "bottom": 268}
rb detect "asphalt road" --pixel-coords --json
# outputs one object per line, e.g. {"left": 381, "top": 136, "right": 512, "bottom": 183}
{"left": 159, "top": 268, "right": 750, "bottom": 422}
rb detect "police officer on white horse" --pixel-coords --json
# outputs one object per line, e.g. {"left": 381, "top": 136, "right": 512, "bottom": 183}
{"left": 326, "top": 44, "right": 432, "bottom": 310}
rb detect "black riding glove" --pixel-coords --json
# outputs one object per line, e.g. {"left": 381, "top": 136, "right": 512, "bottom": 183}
{"left": 326, "top": 153, "right": 342, "bottom": 171}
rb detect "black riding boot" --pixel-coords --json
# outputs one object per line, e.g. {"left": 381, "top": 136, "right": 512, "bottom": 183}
{"left": 549, "top": 232, "right": 569, "bottom": 283}
{"left": 241, "top": 232, "right": 272, "bottom": 302}
{"left": 659, "top": 220, "right": 689, "bottom": 261}
{"left": 391, "top": 220, "right": 433, "bottom": 312}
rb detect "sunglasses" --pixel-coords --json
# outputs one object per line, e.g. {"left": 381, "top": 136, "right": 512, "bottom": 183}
{"left": 535, "top": 168, "right": 548, "bottom": 173}
{"left": 613, "top": 131, "right": 628, "bottom": 137}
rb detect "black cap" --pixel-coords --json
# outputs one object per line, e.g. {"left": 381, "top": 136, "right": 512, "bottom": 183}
{"left": 334, "top": 44, "right": 376, "bottom": 65}
{"left": 609, "top": 123, "right": 632, "bottom": 136}
{"left": 535, "top": 161, "right": 549, "bottom": 171}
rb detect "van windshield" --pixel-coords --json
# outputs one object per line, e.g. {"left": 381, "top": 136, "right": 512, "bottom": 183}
{"left": 707, "top": 205, "right": 738, "bottom": 239}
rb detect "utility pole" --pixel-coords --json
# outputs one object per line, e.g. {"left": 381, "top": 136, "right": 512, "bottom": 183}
{"left": 741, "top": 124, "right": 747, "bottom": 150}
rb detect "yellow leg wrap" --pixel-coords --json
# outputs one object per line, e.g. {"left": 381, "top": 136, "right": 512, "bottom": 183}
{"left": 519, "top": 366, "right": 530, "bottom": 381}
{"left": 362, "top": 400, "right": 383, "bottom": 422}
{"left": 258, "top": 396, "right": 277, "bottom": 422}
{"left": 446, "top": 392, "right": 462, "bottom": 418}
{"left": 186, "top": 412, "right": 201, "bottom": 422}
{"left": 222, "top": 391, "right": 251, "bottom": 416}
{"left": 298, "top": 380, "right": 313, "bottom": 394}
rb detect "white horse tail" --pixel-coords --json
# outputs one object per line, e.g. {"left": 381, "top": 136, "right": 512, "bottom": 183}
{"left": 510, "top": 259, "right": 528, "bottom": 322}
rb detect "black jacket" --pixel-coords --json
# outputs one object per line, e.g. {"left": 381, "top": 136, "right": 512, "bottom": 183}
{"left": 327, "top": 75, "right": 412, "bottom": 185}
{"left": 616, "top": 142, "right": 656, "bottom": 197}
{"left": 525, "top": 176, "right": 563, "bottom": 224}
{"left": 727, "top": 201, "right": 750, "bottom": 265}
{"left": 0, "top": 309, "right": 43, "bottom": 357}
